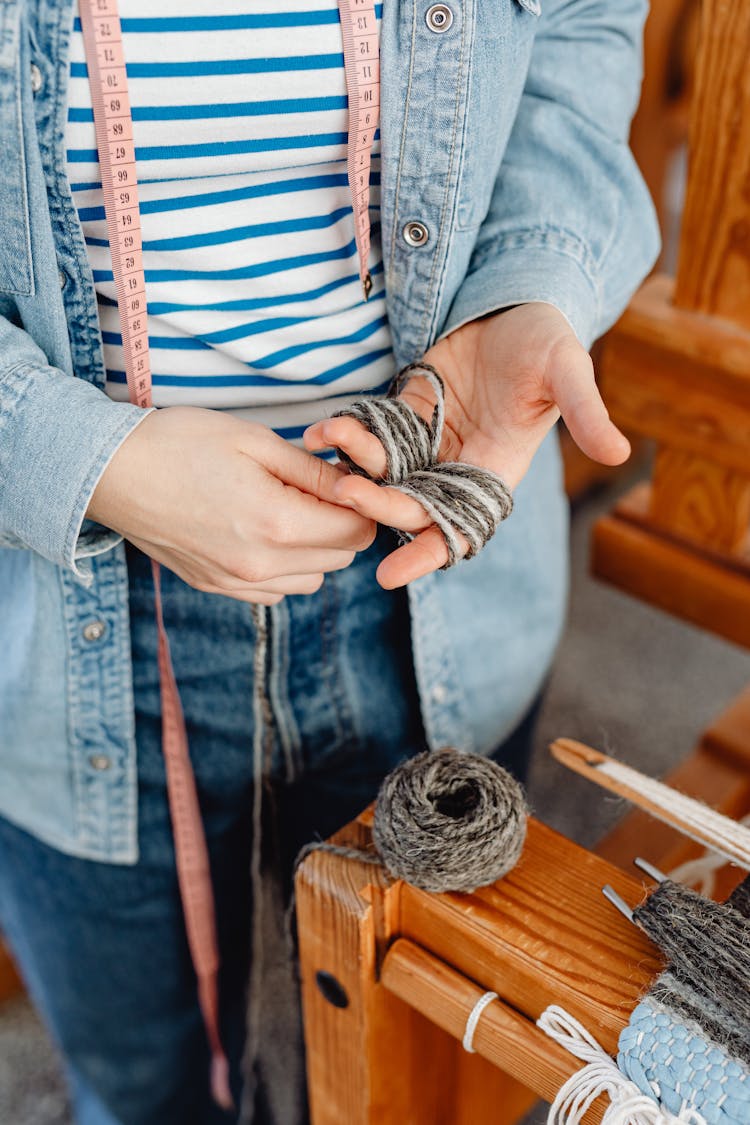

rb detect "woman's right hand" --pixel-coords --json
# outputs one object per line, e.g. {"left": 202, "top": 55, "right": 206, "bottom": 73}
{"left": 86, "top": 406, "right": 376, "bottom": 604}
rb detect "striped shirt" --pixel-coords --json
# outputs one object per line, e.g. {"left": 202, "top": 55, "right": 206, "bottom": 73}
{"left": 65, "top": 1, "right": 394, "bottom": 443}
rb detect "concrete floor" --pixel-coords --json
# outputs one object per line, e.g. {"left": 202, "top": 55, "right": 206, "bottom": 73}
{"left": 2, "top": 472, "right": 750, "bottom": 1124}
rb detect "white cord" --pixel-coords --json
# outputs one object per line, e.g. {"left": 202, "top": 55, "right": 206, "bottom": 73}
{"left": 597, "top": 759, "right": 750, "bottom": 870}
{"left": 462, "top": 990, "right": 499, "bottom": 1053}
{"left": 537, "top": 1005, "right": 707, "bottom": 1125}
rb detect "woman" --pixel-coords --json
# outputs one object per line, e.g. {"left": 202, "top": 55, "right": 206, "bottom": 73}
{"left": 0, "top": 1, "right": 658, "bottom": 1122}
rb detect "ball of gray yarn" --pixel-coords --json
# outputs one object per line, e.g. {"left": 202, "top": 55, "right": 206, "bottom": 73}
{"left": 372, "top": 747, "right": 528, "bottom": 893}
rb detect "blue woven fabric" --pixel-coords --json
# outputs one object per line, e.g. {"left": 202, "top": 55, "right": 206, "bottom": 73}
{"left": 618, "top": 999, "right": 750, "bottom": 1124}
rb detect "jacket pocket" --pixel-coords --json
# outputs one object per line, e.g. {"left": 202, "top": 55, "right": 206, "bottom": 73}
{"left": 0, "top": 3, "right": 34, "bottom": 296}
{"left": 515, "top": 0, "right": 541, "bottom": 14}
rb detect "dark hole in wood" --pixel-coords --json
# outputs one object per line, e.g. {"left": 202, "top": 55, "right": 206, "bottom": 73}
{"left": 315, "top": 970, "right": 349, "bottom": 1009}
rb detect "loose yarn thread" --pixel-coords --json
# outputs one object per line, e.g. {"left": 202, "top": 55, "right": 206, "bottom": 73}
{"left": 244, "top": 366, "right": 525, "bottom": 1104}
{"left": 333, "top": 362, "right": 514, "bottom": 566}
{"left": 668, "top": 814, "right": 750, "bottom": 899}
{"left": 290, "top": 364, "right": 525, "bottom": 895}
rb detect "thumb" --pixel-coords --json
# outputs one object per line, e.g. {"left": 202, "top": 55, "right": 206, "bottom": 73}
{"left": 256, "top": 433, "right": 348, "bottom": 504}
{"left": 552, "top": 349, "right": 630, "bottom": 466}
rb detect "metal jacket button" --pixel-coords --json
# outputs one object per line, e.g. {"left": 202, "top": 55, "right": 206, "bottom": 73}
{"left": 30, "top": 62, "right": 43, "bottom": 94}
{"left": 83, "top": 620, "right": 106, "bottom": 642}
{"left": 425, "top": 4, "right": 453, "bottom": 32}
{"left": 88, "top": 754, "right": 112, "bottom": 772}
{"left": 403, "top": 221, "right": 429, "bottom": 247}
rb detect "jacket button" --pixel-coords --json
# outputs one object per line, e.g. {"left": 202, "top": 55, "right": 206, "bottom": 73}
{"left": 30, "top": 62, "right": 43, "bottom": 94}
{"left": 58, "top": 269, "right": 67, "bottom": 289}
{"left": 403, "top": 221, "right": 429, "bottom": 247}
{"left": 425, "top": 4, "right": 454, "bottom": 32}
{"left": 88, "top": 754, "right": 112, "bottom": 772}
{"left": 83, "top": 620, "right": 106, "bottom": 642}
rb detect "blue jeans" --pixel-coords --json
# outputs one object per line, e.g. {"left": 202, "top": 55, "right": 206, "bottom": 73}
{"left": 0, "top": 531, "right": 537, "bottom": 1125}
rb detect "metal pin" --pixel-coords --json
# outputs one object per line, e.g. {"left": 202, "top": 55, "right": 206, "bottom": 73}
{"left": 602, "top": 883, "right": 635, "bottom": 923}
{"left": 633, "top": 856, "right": 667, "bottom": 884}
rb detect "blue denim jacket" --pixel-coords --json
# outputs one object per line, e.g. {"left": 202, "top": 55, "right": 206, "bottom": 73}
{"left": 0, "top": 0, "right": 658, "bottom": 863}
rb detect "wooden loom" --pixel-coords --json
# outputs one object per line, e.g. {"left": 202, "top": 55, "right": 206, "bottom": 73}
{"left": 297, "top": 3, "right": 750, "bottom": 1122}
{"left": 295, "top": 810, "right": 662, "bottom": 1125}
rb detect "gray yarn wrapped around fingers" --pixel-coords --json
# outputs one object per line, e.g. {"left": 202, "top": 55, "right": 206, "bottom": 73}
{"left": 333, "top": 363, "right": 444, "bottom": 484}
{"left": 332, "top": 361, "right": 513, "bottom": 567}
{"left": 371, "top": 747, "right": 528, "bottom": 893}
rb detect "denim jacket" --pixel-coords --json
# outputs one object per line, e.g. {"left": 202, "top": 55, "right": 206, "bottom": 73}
{"left": 0, "top": 0, "right": 658, "bottom": 863}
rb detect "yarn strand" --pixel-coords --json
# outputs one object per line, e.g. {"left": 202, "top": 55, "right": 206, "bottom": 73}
{"left": 333, "top": 361, "right": 513, "bottom": 567}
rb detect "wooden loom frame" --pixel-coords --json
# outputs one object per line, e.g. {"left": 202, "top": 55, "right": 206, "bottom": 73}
{"left": 295, "top": 812, "right": 662, "bottom": 1125}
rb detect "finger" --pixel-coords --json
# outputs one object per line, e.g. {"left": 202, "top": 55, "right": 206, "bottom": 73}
{"left": 304, "top": 418, "right": 388, "bottom": 480}
{"left": 247, "top": 573, "right": 325, "bottom": 596}
{"left": 233, "top": 549, "right": 358, "bottom": 581}
{"left": 259, "top": 435, "right": 350, "bottom": 504}
{"left": 376, "top": 525, "right": 461, "bottom": 589}
{"left": 554, "top": 355, "right": 630, "bottom": 465}
{"left": 204, "top": 588, "right": 285, "bottom": 606}
{"left": 128, "top": 537, "right": 359, "bottom": 587}
{"left": 333, "top": 474, "right": 431, "bottom": 533}
{"left": 272, "top": 487, "right": 377, "bottom": 551}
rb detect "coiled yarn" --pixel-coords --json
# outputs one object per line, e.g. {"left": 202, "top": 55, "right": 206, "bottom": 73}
{"left": 372, "top": 747, "right": 528, "bottom": 892}
{"left": 333, "top": 362, "right": 514, "bottom": 566}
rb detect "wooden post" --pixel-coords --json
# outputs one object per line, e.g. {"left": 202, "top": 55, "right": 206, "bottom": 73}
{"left": 590, "top": 2, "right": 750, "bottom": 886}
{"left": 593, "top": 0, "right": 750, "bottom": 643}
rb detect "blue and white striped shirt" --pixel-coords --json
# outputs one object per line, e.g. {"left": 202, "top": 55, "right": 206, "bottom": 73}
{"left": 65, "top": 0, "right": 394, "bottom": 442}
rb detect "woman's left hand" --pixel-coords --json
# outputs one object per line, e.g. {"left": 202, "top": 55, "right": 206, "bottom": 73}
{"left": 304, "top": 302, "right": 630, "bottom": 589}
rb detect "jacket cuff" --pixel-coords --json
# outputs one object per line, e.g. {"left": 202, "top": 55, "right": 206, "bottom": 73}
{"left": 439, "top": 236, "right": 601, "bottom": 350}
{"left": 0, "top": 362, "right": 154, "bottom": 580}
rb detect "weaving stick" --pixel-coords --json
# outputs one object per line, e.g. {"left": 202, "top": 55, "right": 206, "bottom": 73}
{"left": 550, "top": 739, "right": 750, "bottom": 870}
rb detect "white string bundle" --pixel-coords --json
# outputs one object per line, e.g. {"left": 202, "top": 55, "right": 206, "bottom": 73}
{"left": 537, "top": 1006, "right": 707, "bottom": 1125}
{"left": 595, "top": 759, "right": 750, "bottom": 870}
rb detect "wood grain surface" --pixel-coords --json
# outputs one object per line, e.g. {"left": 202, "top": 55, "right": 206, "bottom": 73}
{"left": 594, "top": 0, "right": 750, "bottom": 641}
{"left": 296, "top": 815, "right": 660, "bottom": 1124}
{"left": 673, "top": 0, "right": 750, "bottom": 323}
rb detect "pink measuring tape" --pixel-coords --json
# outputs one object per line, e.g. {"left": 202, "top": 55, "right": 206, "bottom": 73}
{"left": 78, "top": 0, "right": 380, "bottom": 1107}
{"left": 339, "top": 0, "right": 380, "bottom": 299}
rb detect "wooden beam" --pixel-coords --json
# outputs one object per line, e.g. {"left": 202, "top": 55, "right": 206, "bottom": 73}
{"left": 397, "top": 820, "right": 660, "bottom": 1055}
{"left": 380, "top": 939, "right": 607, "bottom": 1122}
{"left": 599, "top": 276, "right": 750, "bottom": 475}
{"left": 592, "top": 485, "right": 750, "bottom": 649}
{"left": 673, "top": 0, "right": 750, "bottom": 324}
